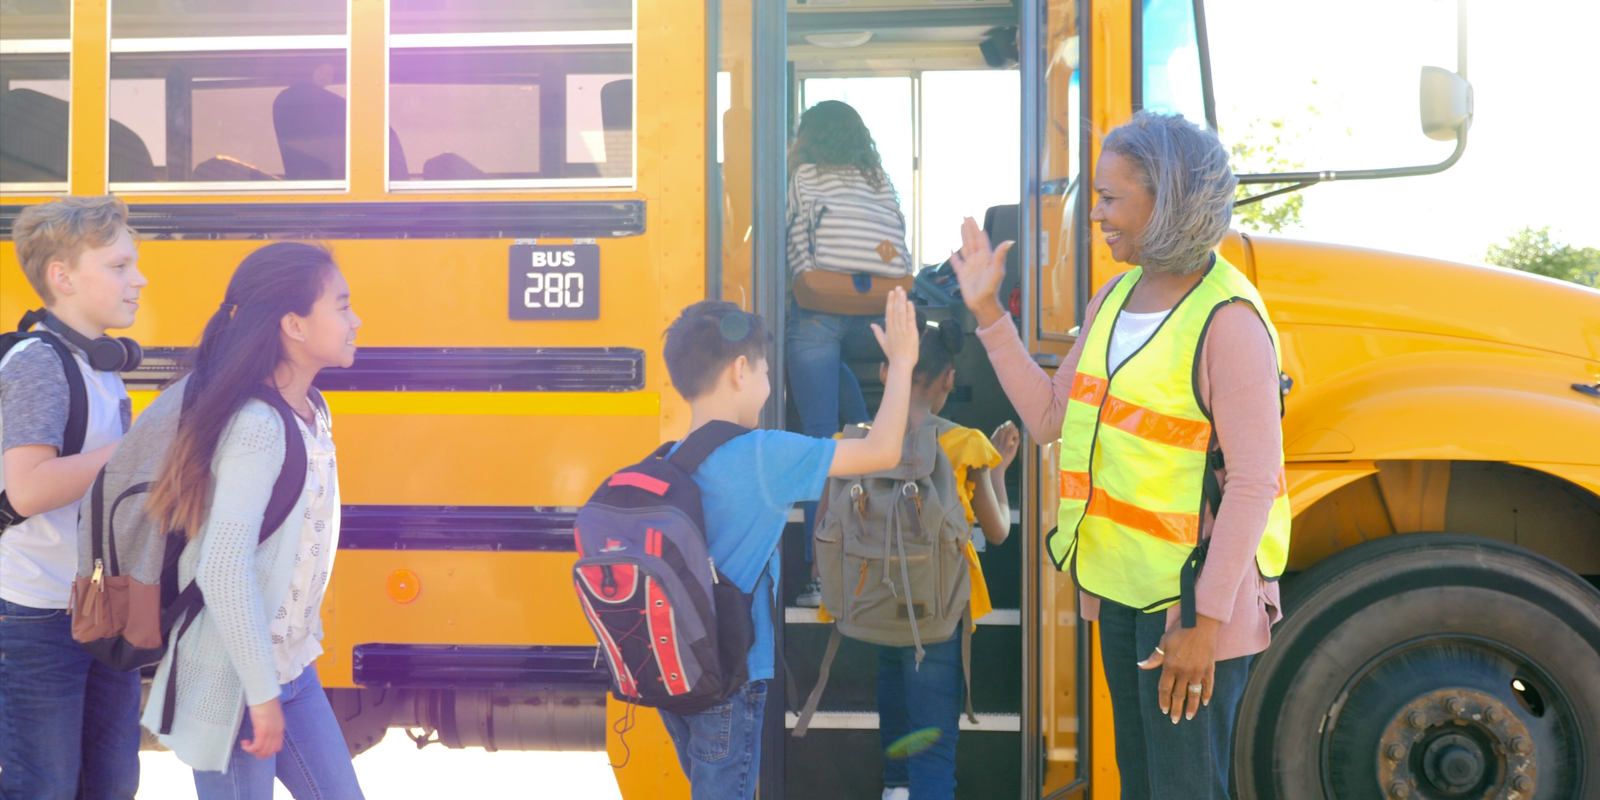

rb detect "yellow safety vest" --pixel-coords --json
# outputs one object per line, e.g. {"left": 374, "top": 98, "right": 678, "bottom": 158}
{"left": 1049, "top": 255, "right": 1291, "bottom": 620}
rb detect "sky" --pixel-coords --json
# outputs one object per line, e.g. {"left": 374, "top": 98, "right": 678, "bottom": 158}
{"left": 1205, "top": 0, "right": 1600, "bottom": 264}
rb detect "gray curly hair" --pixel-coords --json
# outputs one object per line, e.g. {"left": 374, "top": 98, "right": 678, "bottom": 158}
{"left": 1102, "top": 111, "right": 1236, "bottom": 274}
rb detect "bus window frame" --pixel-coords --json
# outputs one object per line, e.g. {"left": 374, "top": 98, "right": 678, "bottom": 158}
{"left": 0, "top": 37, "right": 73, "bottom": 195}
{"left": 105, "top": 19, "right": 354, "bottom": 194}
{"left": 1023, "top": 0, "right": 1092, "bottom": 795}
{"left": 383, "top": 11, "right": 639, "bottom": 194}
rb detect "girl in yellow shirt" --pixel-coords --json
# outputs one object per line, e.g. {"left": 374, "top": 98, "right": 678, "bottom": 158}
{"left": 875, "top": 321, "right": 1018, "bottom": 800}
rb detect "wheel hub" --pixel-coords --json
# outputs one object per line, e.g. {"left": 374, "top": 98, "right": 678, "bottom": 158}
{"left": 1421, "top": 733, "right": 1484, "bottom": 791}
{"left": 1376, "top": 688, "right": 1537, "bottom": 799}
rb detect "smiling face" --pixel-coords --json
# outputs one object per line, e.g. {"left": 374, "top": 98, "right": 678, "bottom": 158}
{"left": 49, "top": 227, "right": 145, "bottom": 334}
{"left": 284, "top": 267, "right": 361, "bottom": 370}
{"left": 1090, "top": 149, "right": 1157, "bottom": 265}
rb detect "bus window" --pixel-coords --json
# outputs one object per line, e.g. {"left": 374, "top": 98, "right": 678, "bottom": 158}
{"left": 1037, "top": 2, "right": 1082, "bottom": 341}
{"left": 922, "top": 70, "right": 1021, "bottom": 266}
{"left": 798, "top": 77, "right": 916, "bottom": 261}
{"left": 388, "top": 0, "right": 635, "bottom": 190}
{"left": 107, "top": 0, "right": 349, "bottom": 189}
{"left": 0, "top": 0, "right": 70, "bottom": 192}
{"left": 1139, "top": 0, "right": 1207, "bottom": 126}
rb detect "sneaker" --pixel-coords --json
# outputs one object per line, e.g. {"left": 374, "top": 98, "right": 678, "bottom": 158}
{"left": 795, "top": 577, "right": 823, "bottom": 608}
{"left": 882, "top": 788, "right": 910, "bottom": 800}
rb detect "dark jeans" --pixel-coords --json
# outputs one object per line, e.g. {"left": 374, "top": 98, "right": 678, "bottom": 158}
{"left": 659, "top": 680, "right": 768, "bottom": 800}
{"left": 1097, "top": 600, "right": 1250, "bottom": 800}
{"left": 878, "top": 629, "right": 964, "bottom": 800}
{"left": 786, "top": 303, "right": 872, "bottom": 561}
{"left": 0, "top": 599, "right": 142, "bottom": 800}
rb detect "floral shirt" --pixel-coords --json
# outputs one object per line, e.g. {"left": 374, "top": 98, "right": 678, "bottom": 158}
{"left": 269, "top": 405, "right": 338, "bottom": 684}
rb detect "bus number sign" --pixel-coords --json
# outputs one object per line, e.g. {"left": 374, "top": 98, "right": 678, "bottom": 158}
{"left": 508, "top": 244, "right": 600, "bottom": 320}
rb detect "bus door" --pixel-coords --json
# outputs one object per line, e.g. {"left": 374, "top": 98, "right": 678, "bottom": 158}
{"left": 1028, "top": 1, "right": 1088, "bottom": 798}
{"left": 713, "top": 0, "right": 1097, "bottom": 796}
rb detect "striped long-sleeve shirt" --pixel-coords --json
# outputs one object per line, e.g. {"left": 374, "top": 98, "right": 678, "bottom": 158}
{"left": 786, "top": 164, "right": 912, "bottom": 279}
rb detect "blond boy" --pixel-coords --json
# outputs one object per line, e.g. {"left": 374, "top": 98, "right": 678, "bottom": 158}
{"left": 1, "top": 196, "right": 146, "bottom": 800}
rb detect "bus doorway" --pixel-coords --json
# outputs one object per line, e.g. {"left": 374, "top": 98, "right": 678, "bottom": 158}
{"left": 712, "top": 2, "right": 1086, "bottom": 797}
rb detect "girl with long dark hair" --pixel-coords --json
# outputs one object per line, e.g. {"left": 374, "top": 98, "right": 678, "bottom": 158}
{"left": 142, "top": 242, "right": 365, "bottom": 799}
{"left": 786, "top": 100, "right": 913, "bottom": 607}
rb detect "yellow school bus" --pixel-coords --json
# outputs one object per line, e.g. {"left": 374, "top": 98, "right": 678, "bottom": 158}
{"left": 3, "top": 1, "right": 1598, "bottom": 799}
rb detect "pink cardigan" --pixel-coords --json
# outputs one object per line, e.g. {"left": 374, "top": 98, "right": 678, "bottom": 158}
{"left": 975, "top": 276, "right": 1284, "bottom": 661}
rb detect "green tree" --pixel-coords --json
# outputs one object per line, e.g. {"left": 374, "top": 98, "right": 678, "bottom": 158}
{"left": 1225, "top": 117, "right": 1309, "bottom": 234}
{"left": 1484, "top": 227, "right": 1600, "bottom": 288}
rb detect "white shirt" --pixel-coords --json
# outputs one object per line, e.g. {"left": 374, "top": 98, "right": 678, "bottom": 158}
{"left": 1109, "top": 309, "right": 1173, "bottom": 374}
{"left": 0, "top": 336, "right": 130, "bottom": 609}
{"left": 269, "top": 405, "right": 339, "bottom": 684}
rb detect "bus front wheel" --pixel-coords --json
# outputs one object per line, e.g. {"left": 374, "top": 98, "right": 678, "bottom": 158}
{"left": 1233, "top": 533, "right": 1600, "bottom": 800}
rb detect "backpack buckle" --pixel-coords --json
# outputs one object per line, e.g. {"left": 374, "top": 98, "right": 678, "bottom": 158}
{"left": 851, "top": 483, "right": 867, "bottom": 516}
{"left": 901, "top": 482, "right": 922, "bottom": 514}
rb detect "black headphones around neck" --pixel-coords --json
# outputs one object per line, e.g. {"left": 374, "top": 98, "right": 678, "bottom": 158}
{"left": 30, "top": 309, "right": 143, "bottom": 373}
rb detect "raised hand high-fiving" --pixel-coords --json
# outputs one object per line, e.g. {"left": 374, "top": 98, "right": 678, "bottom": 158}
{"left": 948, "top": 216, "right": 1015, "bottom": 328}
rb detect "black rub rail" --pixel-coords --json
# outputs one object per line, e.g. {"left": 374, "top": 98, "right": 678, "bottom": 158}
{"left": 338, "top": 505, "right": 577, "bottom": 552}
{"left": 125, "top": 346, "right": 645, "bottom": 393}
{"left": 352, "top": 644, "right": 608, "bottom": 690}
{"left": 0, "top": 200, "right": 646, "bottom": 240}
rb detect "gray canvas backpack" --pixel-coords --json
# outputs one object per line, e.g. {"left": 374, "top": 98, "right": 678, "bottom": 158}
{"left": 69, "top": 376, "right": 324, "bottom": 733}
{"left": 793, "top": 415, "right": 977, "bottom": 736}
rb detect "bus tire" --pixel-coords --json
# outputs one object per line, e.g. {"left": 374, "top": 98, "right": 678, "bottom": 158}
{"left": 1233, "top": 533, "right": 1600, "bottom": 800}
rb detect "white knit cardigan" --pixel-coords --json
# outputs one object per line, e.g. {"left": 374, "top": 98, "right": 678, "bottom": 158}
{"left": 141, "top": 399, "right": 322, "bottom": 772}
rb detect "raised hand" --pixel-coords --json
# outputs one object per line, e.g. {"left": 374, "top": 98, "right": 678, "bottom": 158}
{"left": 949, "top": 216, "right": 1015, "bottom": 328}
{"left": 992, "top": 421, "right": 1021, "bottom": 469}
{"left": 871, "top": 287, "right": 920, "bottom": 370}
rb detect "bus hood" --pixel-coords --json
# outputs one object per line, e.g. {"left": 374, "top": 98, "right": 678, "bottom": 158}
{"left": 1243, "top": 235, "right": 1600, "bottom": 364}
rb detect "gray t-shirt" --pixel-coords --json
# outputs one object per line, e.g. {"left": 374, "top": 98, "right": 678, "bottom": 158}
{"left": 0, "top": 338, "right": 131, "bottom": 451}
{"left": 0, "top": 332, "right": 133, "bottom": 608}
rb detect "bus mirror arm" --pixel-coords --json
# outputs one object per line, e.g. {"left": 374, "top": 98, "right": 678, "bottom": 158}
{"left": 1234, "top": 125, "right": 1469, "bottom": 208}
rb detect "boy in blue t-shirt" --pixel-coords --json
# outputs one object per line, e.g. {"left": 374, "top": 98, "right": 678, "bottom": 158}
{"left": 658, "top": 289, "right": 921, "bottom": 800}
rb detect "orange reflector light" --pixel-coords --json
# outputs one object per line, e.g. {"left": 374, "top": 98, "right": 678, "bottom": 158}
{"left": 387, "top": 569, "right": 420, "bottom": 604}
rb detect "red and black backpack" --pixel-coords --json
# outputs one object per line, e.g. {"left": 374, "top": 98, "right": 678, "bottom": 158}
{"left": 572, "top": 421, "right": 754, "bottom": 715}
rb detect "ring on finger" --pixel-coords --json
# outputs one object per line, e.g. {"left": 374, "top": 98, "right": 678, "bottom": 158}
{"left": 1187, "top": 684, "right": 1203, "bottom": 694}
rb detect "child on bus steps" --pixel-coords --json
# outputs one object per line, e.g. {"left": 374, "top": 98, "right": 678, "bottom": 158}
{"left": 0, "top": 197, "right": 147, "bottom": 800}
{"left": 143, "top": 242, "right": 365, "bottom": 799}
{"left": 656, "top": 288, "right": 921, "bottom": 800}
{"left": 818, "top": 321, "right": 1020, "bottom": 800}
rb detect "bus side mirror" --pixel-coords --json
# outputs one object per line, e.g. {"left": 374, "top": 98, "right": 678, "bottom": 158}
{"left": 1420, "top": 66, "right": 1473, "bottom": 142}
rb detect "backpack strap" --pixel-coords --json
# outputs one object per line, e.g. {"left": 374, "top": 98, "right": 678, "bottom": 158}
{"left": 792, "top": 625, "right": 842, "bottom": 738}
{"left": 1, "top": 320, "right": 90, "bottom": 457}
{"left": 1183, "top": 430, "right": 1226, "bottom": 630}
{"left": 665, "top": 420, "right": 749, "bottom": 473}
{"left": 0, "top": 318, "right": 91, "bottom": 531}
{"left": 893, "top": 485, "right": 925, "bottom": 663}
{"left": 157, "top": 386, "right": 313, "bottom": 735}
{"left": 248, "top": 386, "right": 312, "bottom": 541}
{"left": 960, "top": 605, "right": 977, "bottom": 725}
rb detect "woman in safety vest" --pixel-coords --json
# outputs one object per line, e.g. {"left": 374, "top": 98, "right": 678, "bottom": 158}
{"left": 949, "top": 110, "right": 1290, "bottom": 799}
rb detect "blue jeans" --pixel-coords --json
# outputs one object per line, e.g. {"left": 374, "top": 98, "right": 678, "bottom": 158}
{"left": 786, "top": 303, "right": 872, "bottom": 560}
{"left": 192, "top": 664, "right": 364, "bottom": 800}
{"left": 0, "top": 598, "right": 142, "bottom": 800}
{"left": 658, "top": 680, "right": 768, "bottom": 800}
{"left": 878, "top": 629, "right": 963, "bottom": 800}
{"left": 1097, "top": 600, "right": 1250, "bottom": 800}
